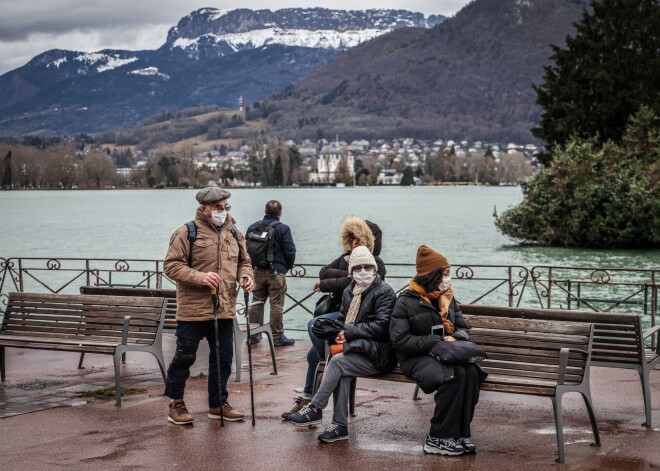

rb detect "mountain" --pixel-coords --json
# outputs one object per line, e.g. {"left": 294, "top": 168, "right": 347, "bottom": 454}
{"left": 0, "top": 8, "right": 444, "bottom": 136}
{"left": 261, "top": 0, "right": 589, "bottom": 143}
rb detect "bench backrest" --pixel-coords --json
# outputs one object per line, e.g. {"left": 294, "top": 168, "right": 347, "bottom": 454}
{"left": 3, "top": 292, "right": 166, "bottom": 345}
{"left": 461, "top": 304, "right": 643, "bottom": 368}
{"left": 464, "top": 312, "right": 593, "bottom": 392}
{"left": 80, "top": 286, "right": 177, "bottom": 328}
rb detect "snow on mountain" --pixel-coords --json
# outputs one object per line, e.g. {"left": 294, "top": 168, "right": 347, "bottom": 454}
{"left": 129, "top": 67, "right": 170, "bottom": 79}
{"left": 172, "top": 28, "right": 387, "bottom": 54}
{"left": 72, "top": 52, "right": 139, "bottom": 73}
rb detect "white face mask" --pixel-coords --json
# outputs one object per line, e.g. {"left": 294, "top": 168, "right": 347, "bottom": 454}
{"left": 353, "top": 268, "right": 375, "bottom": 286}
{"left": 211, "top": 210, "right": 227, "bottom": 225}
{"left": 438, "top": 275, "right": 452, "bottom": 293}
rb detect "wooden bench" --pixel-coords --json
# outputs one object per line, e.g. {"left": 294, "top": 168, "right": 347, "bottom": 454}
{"left": 0, "top": 292, "right": 167, "bottom": 406}
{"left": 314, "top": 310, "right": 599, "bottom": 463}
{"left": 79, "top": 286, "right": 278, "bottom": 381}
{"left": 461, "top": 305, "right": 660, "bottom": 427}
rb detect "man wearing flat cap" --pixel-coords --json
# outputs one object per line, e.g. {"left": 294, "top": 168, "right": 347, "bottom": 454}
{"left": 163, "top": 187, "right": 254, "bottom": 425}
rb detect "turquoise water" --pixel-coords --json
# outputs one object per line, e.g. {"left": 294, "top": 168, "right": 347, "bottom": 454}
{"left": 1, "top": 187, "right": 658, "bottom": 267}
{"left": 1, "top": 188, "right": 658, "bottom": 332}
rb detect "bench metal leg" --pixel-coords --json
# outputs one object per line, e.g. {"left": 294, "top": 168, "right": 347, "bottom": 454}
{"left": 234, "top": 331, "right": 243, "bottom": 382}
{"left": 349, "top": 377, "right": 356, "bottom": 416}
{"left": 263, "top": 331, "right": 278, "bottom": 376}
{"left": 581, "top": 392, "right": 601, "bottom": 446}
{"left": 413, "top": 385, "right": 421, "bottom": 400}
{"left": 550, "top": 394, "right": 565, "bottom": 464}
{"left": 113, "top": 348, "right": 125, "bottom": 406}
{"left": 0, "top": 346, "right": 5, "bottom": 380}
{"left": 122, "top": 352, "right": 126, "bottom": 364}
{"left": 639, "top": 366, "right": 653, "bottom": 427}
{"left": 78, "top": 352, "right": 85, "bottom": 369}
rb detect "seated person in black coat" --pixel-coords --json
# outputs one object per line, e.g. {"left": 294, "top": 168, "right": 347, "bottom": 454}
{"left": 287, "top": 246, "right": 396, "bottom": 443}
{"left": 390, "top": 245, "right": 485, "bottom": 456}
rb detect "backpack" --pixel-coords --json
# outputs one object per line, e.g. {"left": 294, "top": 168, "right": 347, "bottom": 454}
{"left": 245, "top": 221, "right": 281, "bottom": 270}
{"left": 185, "top": 221, "right": 241, "bottom": 267}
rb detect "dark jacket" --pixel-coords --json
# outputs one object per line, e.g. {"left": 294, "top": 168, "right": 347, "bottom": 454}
{"left": 338, "top": 276, "right": 397, "bottom": 373}
{"left": 247, "top": 214, "right": 296, "bottom": 275}
{"left": 389, "top": 289, "right": 471, "bottom": 393}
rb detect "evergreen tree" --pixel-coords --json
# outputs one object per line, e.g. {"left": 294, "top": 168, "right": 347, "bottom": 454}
{"left": 533, "top": 0, "right": 660, "bottom": 161}
{"left": 2, "top": 151, "right": 12, "bottom": 189}
{"left": 273, "top": 154, "right": 284, "bottom": 186}
{"left": 400, "top": 166, "right": 415, "bottom": 186}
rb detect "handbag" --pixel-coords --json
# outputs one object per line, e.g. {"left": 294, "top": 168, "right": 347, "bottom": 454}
{"left": 311, "top": 317, "right": 345, "bottom": 340}
{"left": 313, "top": 293, "right": 335, "bottom": 317}
{"left": 429, "top": 340, "right": 487, "bottom": 365}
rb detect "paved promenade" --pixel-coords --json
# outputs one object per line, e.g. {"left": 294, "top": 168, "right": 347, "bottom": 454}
{"left": 0, "top": 332, "right": 658, "bottom": 470}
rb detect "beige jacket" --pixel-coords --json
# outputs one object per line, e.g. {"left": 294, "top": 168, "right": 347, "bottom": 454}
{"left": 164, "top": 208, "right": 253, "bottom": 321}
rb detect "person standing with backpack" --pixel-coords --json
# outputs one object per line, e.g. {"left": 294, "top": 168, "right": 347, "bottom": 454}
{"left": 246, "top": 200, "right": 297, "bottom": 346}
{"left": 163, "top": 187, "right": 254, "bottom": 425}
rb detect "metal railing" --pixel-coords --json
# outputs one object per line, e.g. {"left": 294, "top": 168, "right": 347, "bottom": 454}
{"left": 1, "top": 257, "right": 656, "bottom": 337}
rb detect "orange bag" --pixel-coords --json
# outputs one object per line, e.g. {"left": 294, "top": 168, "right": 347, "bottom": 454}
{"left": 330, "top": 344, "right": 344, "bottom": 356}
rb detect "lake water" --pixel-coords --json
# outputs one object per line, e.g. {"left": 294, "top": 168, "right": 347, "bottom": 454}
{"left": 1, "top": 188, "right": 658, "bottom": 332}
{"left": 1, "top": 187, "right": 658, "bottom": 267}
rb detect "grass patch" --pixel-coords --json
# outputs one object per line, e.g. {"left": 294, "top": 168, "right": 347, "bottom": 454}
{"left": 76, "top": 386, "right": 148, "bottom": 399}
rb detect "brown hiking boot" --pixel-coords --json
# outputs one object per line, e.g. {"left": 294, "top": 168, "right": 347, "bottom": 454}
{"left": 281, "top": 396, "right": 311, "bottom": 419}
{"left": 208, "top": 403, "right": 245, "bottom": 422}
{"left": 168, "top": 399, "right": 193, "bottom": 425}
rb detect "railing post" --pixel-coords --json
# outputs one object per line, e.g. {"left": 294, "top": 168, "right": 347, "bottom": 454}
{"left": 566, "top": 280, "right": 571, "bottom": 310}
{"left": 577, "top": 282, "right": 581, "bottom": 309}
{"left": 18, "top": 258, "right": 24, "bottom": 291}
{"left": 86, "top": 259, "right": 90, "bottom": 287}
{"left": 547, "top": 267, "right": 552, "bottom": 309}
{"left": 508, "top": 266, "right": 513, "bottom": 307}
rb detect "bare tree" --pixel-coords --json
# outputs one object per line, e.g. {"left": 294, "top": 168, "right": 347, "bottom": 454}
{"left": 82, "top": 152, "right": 116, "bottom": 188}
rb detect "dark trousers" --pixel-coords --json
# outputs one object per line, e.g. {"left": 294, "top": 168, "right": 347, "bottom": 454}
{"left": 164, "top": 319, "right": 234, "bottom": 408}
{"left": 430, "top": 364, "right": 481, "bottom": 439}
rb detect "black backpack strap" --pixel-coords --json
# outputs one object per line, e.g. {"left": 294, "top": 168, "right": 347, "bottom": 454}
{"left": 229, "top": 227, "right": 243, "bottom": 264}
{"left": 185, "top": 221, "right": 197, "bottom": 267}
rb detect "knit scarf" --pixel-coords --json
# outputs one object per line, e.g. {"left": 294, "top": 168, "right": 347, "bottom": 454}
{"left": 345, "top": 282, "right": 371, "bottom": 324}
{"left": 408, "top": 279, "right": 455, "bottom": 335}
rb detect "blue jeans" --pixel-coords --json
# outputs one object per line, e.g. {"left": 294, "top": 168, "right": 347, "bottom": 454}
{"left": 304, "top": 311, "right": 341, "bottom": 396}
{"left": 164, "top": 319, "right": 234, "bottom": 408}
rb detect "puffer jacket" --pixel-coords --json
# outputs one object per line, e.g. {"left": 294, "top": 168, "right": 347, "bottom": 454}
{"left": 319, "top": 218, "right": 386, "bottom": 312}
{"left": 389, "top": 289, "right": 471, "bottom": 393}
{"left": 164, "top": 208, "right": 253, "bottom": 321}
{"left": 337, "top": 276, "right": 397, "bottom": 373}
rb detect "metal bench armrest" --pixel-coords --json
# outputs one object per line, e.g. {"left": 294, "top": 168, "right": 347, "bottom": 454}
{"left": 557, "top": 347, "right": 589, "bottom": 385}
{"left": 122, "top": 316, "right": 131, "bottom": 345}
{"left": 642, "top": 324, "right": 660, "bottom": 339}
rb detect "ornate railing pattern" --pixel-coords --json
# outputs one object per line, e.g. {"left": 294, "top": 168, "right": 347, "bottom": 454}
{"left": 1, "top": 257, "right": 657, "bottom": 344}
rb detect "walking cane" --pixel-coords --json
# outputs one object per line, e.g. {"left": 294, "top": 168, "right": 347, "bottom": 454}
{"left": 243, "top": 279, "right": 256, "bottom": 426}
{"left": 211, "top": 286, "right": 225, "bottom": 427}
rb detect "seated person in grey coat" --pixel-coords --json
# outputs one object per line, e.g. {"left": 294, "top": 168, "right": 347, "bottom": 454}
{"left": 287, "top": 245, "right": 397, "bottom": 443}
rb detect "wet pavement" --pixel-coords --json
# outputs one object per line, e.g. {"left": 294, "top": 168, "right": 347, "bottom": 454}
{"left": 1, "top": 332, "right": 659, "bottom": 470}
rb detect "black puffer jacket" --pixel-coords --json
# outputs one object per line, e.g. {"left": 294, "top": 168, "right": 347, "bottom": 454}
{"left": 337, "top": 276, "right": 397, "bottom": 373}
{"left": 319, "top": 219, "right": 386, "bottom": 312}
{"left": 389, "top": 289, "right": 471, "bottom": 393}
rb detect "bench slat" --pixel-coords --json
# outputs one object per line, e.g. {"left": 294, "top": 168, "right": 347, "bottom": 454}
{"left": 0, "top": 332, "right": 155, "bottom": 344}
{"left": 10, "top": 292, "right": 165, "bottom": 308}
{"left": 3, "top": 324, "right": 158, "bottom": 339}
{"left": 8, "top": 303, "right": 163, "bottom": 318}
{"left": 464, "top": 315, "right": 592, "bottom": 335}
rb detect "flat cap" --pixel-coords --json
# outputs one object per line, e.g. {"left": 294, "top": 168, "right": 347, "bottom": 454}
{"left": 196, "top": 187, "right": 231, "bottom": 204}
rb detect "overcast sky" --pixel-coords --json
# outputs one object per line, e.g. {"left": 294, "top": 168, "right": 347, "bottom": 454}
{"left": 0, "top": 0, "right": 471, "bottom": 75}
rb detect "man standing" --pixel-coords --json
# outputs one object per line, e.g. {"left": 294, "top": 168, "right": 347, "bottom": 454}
{"left": 247, "top": 200, "right": 296, "bottom": 346}
{"left": 163, "top": 187, "right": 254, "bottom": 425}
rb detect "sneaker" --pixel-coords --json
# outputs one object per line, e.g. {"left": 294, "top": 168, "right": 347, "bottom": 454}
{"left": 274, "top": 335, "right": 295, "bottom": 347}
{"left": 281, "top": 396, "right": 311, "bottom": 419}
{"left": 168, "top": 399, "right": 193, "bottom": 425}
{"left": 318, "top": 423, "right": 349, "bottom": 443}
{"left": 248, "top": 335, "right": 261, "bottom": 345}
{"left": 288, "top": 403, "right": 322, "bottom": 427}
{"left": 208, "top": 403, "right": 245, "bottom": 422}
{"left": 458, "top": 437, "right": 477, "bottom": 454}
{"left": 423, "top": 436, "right": 465, "bottom": 456}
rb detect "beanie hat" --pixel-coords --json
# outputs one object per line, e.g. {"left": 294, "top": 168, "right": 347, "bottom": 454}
{"left": 415, "top": 245, "right": 450, "bottom": 275}
{"left": 348, "top": 246, "right": 377, "bottom": 273}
